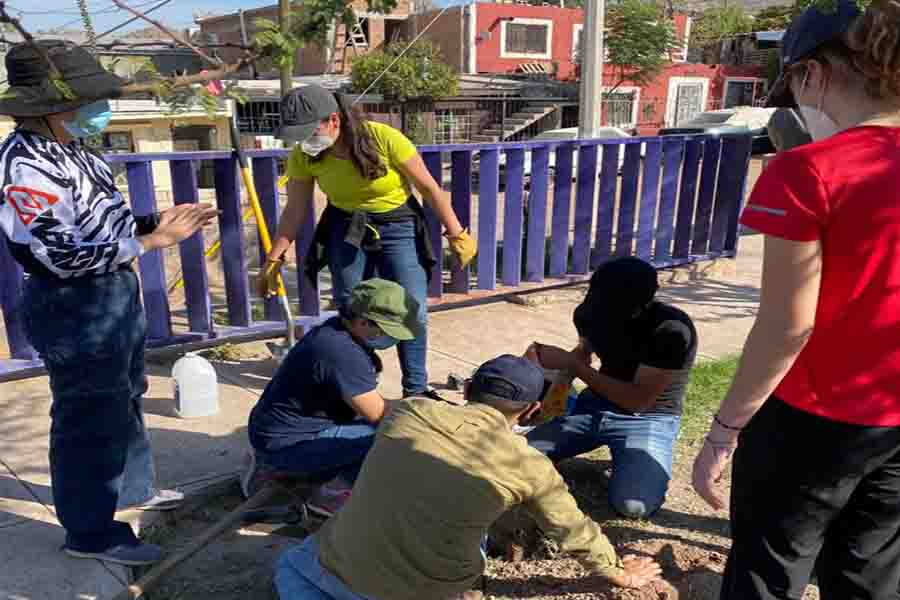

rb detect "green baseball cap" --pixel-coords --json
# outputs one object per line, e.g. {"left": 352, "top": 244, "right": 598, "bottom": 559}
{"left": 349, "top": 279, "right": 423, "bottom": 341}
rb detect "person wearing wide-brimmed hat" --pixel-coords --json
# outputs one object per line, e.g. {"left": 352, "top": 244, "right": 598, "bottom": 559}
{"left": 0, "top": 40, "right": 217, "bottom": 566}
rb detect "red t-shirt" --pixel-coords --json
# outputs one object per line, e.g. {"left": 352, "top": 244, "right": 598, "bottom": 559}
{"left": 741, "top": 126, "right": 900, "bottom": 426}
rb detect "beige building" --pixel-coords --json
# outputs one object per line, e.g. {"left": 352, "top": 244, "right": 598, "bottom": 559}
{"left": 0, "top": 98, "right": 234, "bottom": 202}
{"left": 196, "top": 0, "right": 413, "bottom": 76}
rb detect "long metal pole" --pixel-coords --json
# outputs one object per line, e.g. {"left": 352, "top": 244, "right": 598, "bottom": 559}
{"left": 279, "top": 0, "right": 292, "bottom": 96}
{"left": 578, "top": 0, "right": 605, "bottom": 139}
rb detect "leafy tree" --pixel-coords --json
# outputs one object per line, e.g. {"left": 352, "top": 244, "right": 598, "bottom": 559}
{"left": 689, "top": 5, "right": 755, "bottom": 49}
{"left": 350, "top": 40, "right": 458, "bottom": 100}
{"left": 599, "top": 0, "right": 681, "bottom": 93}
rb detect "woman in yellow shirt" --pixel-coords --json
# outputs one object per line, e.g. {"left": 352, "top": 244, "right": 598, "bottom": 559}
{"left": 263, "top": 85, "right": 476, "bottom": 399}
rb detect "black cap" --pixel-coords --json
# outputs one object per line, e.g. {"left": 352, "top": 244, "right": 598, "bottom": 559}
{"left": 471, "top": 354, "right": 545, "bottom": 406}
{"left": 0, "top": 40, "right": 124, "bottom": 117}
{"left": 574, "top": 257, "right": 658, "bottom": 348}
{"left": 767, "top": 0, "right": 862, "bottom": 108}
{"left": 277, "top": 85, "right": 340, "bottom": 143}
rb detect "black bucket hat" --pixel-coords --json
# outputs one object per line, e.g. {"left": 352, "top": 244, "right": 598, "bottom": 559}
{"left": 766, "top": 0, "right": 862, "bottom": 108}
{"left": 277, "top": 85, "right": 340, "bottom": 144}
{"left": 0, "top": 40, "right": 124, "bottom": 117}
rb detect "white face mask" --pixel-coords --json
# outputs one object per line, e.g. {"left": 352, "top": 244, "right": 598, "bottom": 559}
{"left": 300, "top": 134, "right": 335, "bottom": 157}
{"left": 795, "top": 69, "right": 840, "bottom": 141}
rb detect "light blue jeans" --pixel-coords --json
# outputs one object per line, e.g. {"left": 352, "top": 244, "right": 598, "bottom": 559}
{"left": 275, "top": 535, "right": 372, "bottom": 600}
{"left": 526, "top": 390, "right": 681, "bottom": 519}
{"left": 275, "top": 535, "right": 488, "bottom": 600}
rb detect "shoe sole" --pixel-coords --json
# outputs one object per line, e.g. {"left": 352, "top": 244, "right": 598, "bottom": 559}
{"left": 64, "top": 548, "right": 161, "bottom": 566}
{"left": 305, "top": 503, "right": 335, "bottom": 519}
{"left": 130, "top": 501, "right": 182, "bottom": 511}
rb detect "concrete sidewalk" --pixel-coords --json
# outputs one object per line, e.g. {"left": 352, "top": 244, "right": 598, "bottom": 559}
{"left": 0, "top": 235, "right": 762, "bottom": 600}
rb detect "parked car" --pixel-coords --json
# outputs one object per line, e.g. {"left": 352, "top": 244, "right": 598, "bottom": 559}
{"left": 473, "top": 126, "right": 637, "bottom": 188}
{"left": 657, "top": 106, "right": 776, "bottom": 155}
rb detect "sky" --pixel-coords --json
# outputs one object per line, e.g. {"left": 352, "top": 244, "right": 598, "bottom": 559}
{"left": 6, "top": 0, "right": 467, "bottom": 34}
{"left": 4, "top": 0, "right": 262, "bottom": 33}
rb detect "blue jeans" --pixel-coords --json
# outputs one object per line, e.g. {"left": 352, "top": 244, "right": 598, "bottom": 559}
{"left": 256, "top": 421, "right": 376, "bottom": 485}
{"left": 526, "top": 391, "right": 680, "bottom": 519}
{"left": 275, "top": 535, "right": 373, "bottom": 600}
{"left": 326, "top": 218, "right": 429, "bottom": 395}
{"left": 22, "top": 270, "right": 156, "bottom": 552}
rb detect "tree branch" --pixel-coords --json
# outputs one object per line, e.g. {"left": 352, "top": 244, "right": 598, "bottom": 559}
{"left": 0, "top": 1, "right": 63, "bottom": 80}
{"left": 119, "top": 54, "right": 257, "bottom": 96}
{"left": 110, "top": 0, "right": 222, "bottom": 66}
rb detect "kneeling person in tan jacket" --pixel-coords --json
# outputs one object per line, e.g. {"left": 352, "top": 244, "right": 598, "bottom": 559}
{"left": 274, "top": 354, "right": 662, "bottom": 600}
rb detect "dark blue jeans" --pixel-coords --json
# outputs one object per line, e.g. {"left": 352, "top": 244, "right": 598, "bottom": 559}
{"left": 256, "top": 421, "right": 376, "bottom": 485}
{"left": 22, "top": 270, "right": 155, "bottom": 552}
{"left": 326, "top": 218, "right": 429, "bottom": 395}
{"left": 526, "top": 390, "right": 680, "bottom": 519}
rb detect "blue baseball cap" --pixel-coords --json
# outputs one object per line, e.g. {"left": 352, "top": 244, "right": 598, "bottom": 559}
{"left": 767, "top": 0, "right": 862, "bottom": 108}
{"left": 471, "top": 354, "right": 545, "bottom": 406}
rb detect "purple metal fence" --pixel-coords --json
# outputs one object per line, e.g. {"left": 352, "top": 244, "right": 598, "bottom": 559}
{"left": 0, "top": 135, "right": 752, "bottom": 382}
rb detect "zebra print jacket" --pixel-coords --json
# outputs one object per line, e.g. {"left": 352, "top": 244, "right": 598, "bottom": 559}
{"left": 0, "top": 130, "right": 155, "bottom": 279}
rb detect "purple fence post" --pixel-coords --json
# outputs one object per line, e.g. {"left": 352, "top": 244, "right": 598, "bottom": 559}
{"left": 525, "top": 146, "right": 550, "bottom": 282}
{"left": 449, "top": 150, "right": 472, "bottom": 294}
{"left": 213, "top": 157, "right": 252, "bottom": 327}
{"left": 127, "top": 161, "right": 173, "bottom": 341}
{"left": 422, "top": 151, "right": 444, "bottom": 299}
{"left": 550, "top": 143, "right": 574, "bottom": 276}
{"left": 0, "top": 235, "right": 36, "bottom": 359}
{"left": 294, "top": 200, "right": 320, "bottom": 317}
{"left": 654, "top": 139, "right": 685, "bottom": 263}
{"left": 252, "top": 156, "right": 282, "bottom": 321}
{"left": 615, "top": 143, "right": 642, "bottom": 257}
{"left": 169, "top": 160, "right": 211, "bottom": 334}
{"left": 502, "top": 148, "right": 526, "bottom": 286}
{"left": 724, "top": 135, "right": 752, "bottom": 254}
{"left": 593, "top": 143, "right": 619, "bottom": 268}
{"left": 710, "top": 135, "right": 751, "bottom": 255}
{"left": 673, "top": 139, "right": 702, "bottom": 259}
{"left": 572, "top": 143, "right": 598, "bottom": 274}
{"left": 692, "top": 137, "right": 722, "bottom": 255}
{"left": 477, "top": 148, "right": 499, "bottom": 290}
{"left": 637, "top": 140, "right": 663, "bottom": 260}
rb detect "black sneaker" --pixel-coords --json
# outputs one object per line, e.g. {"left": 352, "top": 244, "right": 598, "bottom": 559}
{"left": 404, "top": 387, "right": 447, "bottom": 402}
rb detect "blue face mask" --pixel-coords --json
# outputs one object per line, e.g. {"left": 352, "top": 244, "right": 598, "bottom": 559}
{"left": 63, "top": 100, "right": 112, "bottom": 139}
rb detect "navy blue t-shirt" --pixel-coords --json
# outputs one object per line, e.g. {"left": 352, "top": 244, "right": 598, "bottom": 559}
{"left": 248, "top": 317, "right": 381, "bottom": 452}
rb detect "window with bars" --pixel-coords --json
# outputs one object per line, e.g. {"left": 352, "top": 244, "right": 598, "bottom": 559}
{"left": 433, "top": 110, "right": 472, "bottom": 145}
{"left": 87, "top": 132, "right": 133, "bottom": 185}
{"left": 505, "top": 23, "right": 550, "bottom": 56}
{"left": 605, "top": 91, "right": 637, "bottom": 128}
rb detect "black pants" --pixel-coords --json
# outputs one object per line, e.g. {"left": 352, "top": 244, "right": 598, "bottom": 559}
{"left": 723, "top": 397, "right": 900, "bottom": 599}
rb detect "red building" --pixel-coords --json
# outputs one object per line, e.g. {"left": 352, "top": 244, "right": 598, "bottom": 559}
{"left": 409, "top": 2, "right": 768, "bottom": 133}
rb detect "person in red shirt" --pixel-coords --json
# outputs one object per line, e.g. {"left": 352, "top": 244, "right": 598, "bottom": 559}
{"left": 691, "top": 0, "right": 900, "bottom": 598}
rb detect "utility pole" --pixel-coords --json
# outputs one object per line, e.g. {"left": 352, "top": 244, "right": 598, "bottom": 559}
{"left": 279, "top": 0, "right": 292, "bottom": 97}
{"left": 578, "top": 0, "right": 605, "bottom": 139}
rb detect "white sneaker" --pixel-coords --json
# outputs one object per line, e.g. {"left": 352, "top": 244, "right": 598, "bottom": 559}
{"left": 121, "top": 489, "right": 184, "bottom": 511}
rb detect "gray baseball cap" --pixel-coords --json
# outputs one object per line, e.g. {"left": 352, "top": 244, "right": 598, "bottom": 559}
{"left": 277, "top": 85, "right": 340, "bottom": 143}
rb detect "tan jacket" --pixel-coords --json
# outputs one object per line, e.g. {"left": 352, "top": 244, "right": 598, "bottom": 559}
{"left": 317, "top": 399, "right": 621, "bottom": 600}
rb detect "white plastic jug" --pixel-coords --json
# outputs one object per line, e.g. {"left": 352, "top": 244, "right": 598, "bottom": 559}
{"left": 172, "top": 353, "right": 219, "bottom": 418}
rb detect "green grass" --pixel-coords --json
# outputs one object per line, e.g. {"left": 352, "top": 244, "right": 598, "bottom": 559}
{"left": 679, "top": 356, "right": 740, "bottom": 445}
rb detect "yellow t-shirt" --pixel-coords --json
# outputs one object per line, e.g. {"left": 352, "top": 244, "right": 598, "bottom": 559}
{"left": 286, "top": 121, "right": 417, "bottom": 214}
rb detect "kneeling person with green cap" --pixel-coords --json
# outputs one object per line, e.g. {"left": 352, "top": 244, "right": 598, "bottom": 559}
{"left": 243, "top": 279, "right": 421, "bottom": 517}
{"left": 274, "top": 354, "right": 662, "bottom": 600}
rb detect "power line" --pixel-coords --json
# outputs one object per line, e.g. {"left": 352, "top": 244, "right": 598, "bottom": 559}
{"left": 352, "top": 4, "right": 452, "bottom": 103}
{"left": 94, "top": 0, "right": 172, "bottom": 40}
